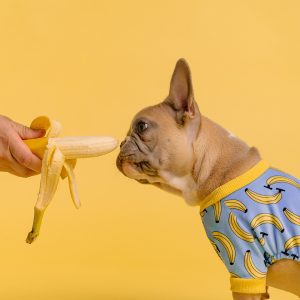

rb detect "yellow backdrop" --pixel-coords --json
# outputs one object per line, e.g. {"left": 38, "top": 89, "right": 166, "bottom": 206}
{"left": 0, "top": 1, "right": 299, "bottom": 299}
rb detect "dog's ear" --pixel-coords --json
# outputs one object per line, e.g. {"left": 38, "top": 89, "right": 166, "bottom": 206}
{"left": 166, "top": 58, "right": 198, "bottom": 124}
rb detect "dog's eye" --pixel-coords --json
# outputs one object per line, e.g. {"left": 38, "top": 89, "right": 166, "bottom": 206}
{"left": 136, "top": 121, "right": 148, "bottom": 133}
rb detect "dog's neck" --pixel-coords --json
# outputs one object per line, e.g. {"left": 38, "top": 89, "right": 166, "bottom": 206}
{"left": 191, "top": 116, "right": 261, "bottom": 205}
{"left": 157, "top": 116, "right": 261, "bottom": 206}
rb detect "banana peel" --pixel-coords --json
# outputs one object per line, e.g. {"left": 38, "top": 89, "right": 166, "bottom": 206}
{"left": 23, "top": 116, "right": 118, "bottom": 244}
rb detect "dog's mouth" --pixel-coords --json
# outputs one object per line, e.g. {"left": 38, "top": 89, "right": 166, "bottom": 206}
{"left": 116, "top": 156, "right": 158, "bottom": 184}
{"left": 137, "top": 178, "right": 150, "bottom": 184}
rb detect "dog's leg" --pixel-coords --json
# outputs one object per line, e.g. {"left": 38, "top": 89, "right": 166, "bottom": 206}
{"left": 267, "top": 259, "right": 300, "bottom": 297}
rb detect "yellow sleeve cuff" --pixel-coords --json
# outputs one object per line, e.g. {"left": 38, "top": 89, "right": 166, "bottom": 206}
{"left": 230, "top": 277, "right": 266, "bottom": 294}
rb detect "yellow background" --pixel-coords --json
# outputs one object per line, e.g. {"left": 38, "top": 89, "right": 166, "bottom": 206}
{"left": 0, "top": 1, "right": 299, "bottom": 299}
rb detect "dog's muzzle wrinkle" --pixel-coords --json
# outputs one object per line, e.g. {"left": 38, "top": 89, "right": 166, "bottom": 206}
{"left": 117, "top": 136, "right": 157, "bottom": 179}
{"left": 139, "top": 161, "right": 158, "bottom": 177}
{"left": 119, "top": 139, "right": 139, "bottom": 156}
{"left": 117, "top": 137, "right": 140, "bottom": 174}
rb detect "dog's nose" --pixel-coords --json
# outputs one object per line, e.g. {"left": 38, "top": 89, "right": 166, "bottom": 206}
{"left": 120, "top": 140, "right": 126, "bottom": 148}
{"left": 120, "top": 136, "right": 130, "bottom": 148}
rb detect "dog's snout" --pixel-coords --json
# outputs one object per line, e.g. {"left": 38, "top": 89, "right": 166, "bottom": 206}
{"left": 116, "top": 155, "right": 123, "bottom": 172}
{"left": 120, "top": 140, "right": 126, "bottom": 148}
{"left": 120, "top": 136, "right": 131, "bottom": 149}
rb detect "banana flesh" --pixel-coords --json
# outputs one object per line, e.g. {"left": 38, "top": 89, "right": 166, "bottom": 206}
{"left": 24, "top": 116, "right": 118, "bottom": 244}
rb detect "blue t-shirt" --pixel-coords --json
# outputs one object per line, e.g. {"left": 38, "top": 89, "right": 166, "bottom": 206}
{"left": 200, "top": 160, "right": 300, "bottom": 293}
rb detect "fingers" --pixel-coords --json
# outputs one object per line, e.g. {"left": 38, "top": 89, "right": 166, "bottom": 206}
{"left": 11, "top": 121, "right": 45, "bottom": 140}
{"left": 8, "top": 164, "right": 37, "bottom": 178}
{"left": 0, "top": 116, "right": 44, "bottom": 177}
{"left": 2, "top": 151, "right": 37, "bottom": 178}
{"left": 9, "top": 133, "right": 42, "bottom": 173}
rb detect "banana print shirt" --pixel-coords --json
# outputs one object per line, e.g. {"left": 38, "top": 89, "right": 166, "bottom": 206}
{"left": 200, "top": 160, "right": 300, "bottom": 294}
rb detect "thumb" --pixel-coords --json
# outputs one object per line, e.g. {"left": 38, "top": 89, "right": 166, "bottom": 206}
{"left": 13, "top": 122, "right": 45, "bottom": 140}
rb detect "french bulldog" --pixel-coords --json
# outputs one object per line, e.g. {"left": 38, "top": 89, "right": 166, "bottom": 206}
{"left": 116, "top": 59, "right": 300, "bottom": 300}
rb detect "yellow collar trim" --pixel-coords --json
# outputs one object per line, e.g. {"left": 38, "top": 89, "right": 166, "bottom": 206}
{"left": 200, "top": 160, "right": 269, "bottom": 211}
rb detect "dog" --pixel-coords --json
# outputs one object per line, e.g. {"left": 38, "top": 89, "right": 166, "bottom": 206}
{"left": 116, "top": 59, "right": 300, "bottom": 299}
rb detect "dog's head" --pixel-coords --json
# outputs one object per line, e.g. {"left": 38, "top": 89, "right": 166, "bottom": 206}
{"left": 116, "top": 59, "right": 201, "bottom": 199}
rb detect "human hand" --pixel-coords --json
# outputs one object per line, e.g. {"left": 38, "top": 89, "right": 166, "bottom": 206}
{"left": 0, "top": 115, "right": 45, "bottom": 177}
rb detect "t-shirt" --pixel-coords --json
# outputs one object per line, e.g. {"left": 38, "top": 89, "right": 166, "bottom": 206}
{"left": 200, "top": 160, "right": 300, "bottom": 294}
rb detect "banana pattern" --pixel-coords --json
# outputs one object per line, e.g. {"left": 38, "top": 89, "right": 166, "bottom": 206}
{"left": 250, "top": 213, "right": 284, "bottom": 233}
{"left": 284, "top": 235, "right": 300, "bottom": 251}
{"left": 244, "top": 250, "right": 266, "bottom": 278}
{"left": 266, "top": 175, "right": 300, "bottom": 189}
{"left": 212, "top": 231, "right": 236, "bottom": 265}
{"left": 230, "top": 272, "right": 240, "bottom": 278}
{"left": 209, "top": 239, "right": 222, "bottom": 260}
{"left": 24, "top": 116, "right": 118, "bottom": 243}
{"left": 200, "top": 209, "right": 207, "bottom": 217}
{"left": 229, "top": 213, "right": 254, "bottom": 242}
{"left": 200, "top": 160, "right": 300, "bottom": 293}
{"left": 213, "top": 202, "right": 222, "bottom": 223}
{"left": 283, "top": 207, "right": 300, "bottom": 226}
{"left": 245, "top": 188, "right": 282, "bottom": 204}
{"left": 224, "top": 199, "right": 248, "bottom": 213}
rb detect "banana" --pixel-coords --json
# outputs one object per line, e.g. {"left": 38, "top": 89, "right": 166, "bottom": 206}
{"left": 213, "top": 202, "right": 222, "bottom": 223}
{"left": 266, "top": 176, "right": 300, "bottom": 189}
{"left": 244, "top": 250, "right": 266, "bottom": 278}
{"left": 284, "top": 235, "right": 300, "bottom": 251}
{"left": 24, "top": 116, "right": 118, "bottom": 244}
{"left": 224, "top": 199, "right": 247, "bottom": 213}
{"left": 283, "top": 207, "right": 300, "bottom": 226}
{"left": 258, "top": 237, "right": 265, "bottom": 246}
{"left": 212, "top": 231, "right": 236, "bottom": 265}
{"left": 245, "top": 188, "right": 282, "bottom": 204}
{"left": 250, "top": 213, "right": 284, "bottom": 233}
{"left": 228, "top": 213, "right": 254, "bottom": 242}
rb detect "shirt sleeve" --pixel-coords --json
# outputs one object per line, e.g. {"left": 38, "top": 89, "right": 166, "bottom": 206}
{"left": 227, "top": 247, "right": 268, "bottom": 293}
{"left": 203, "top": 203, "right": 268, "bottom": 294}
{"left": 230, "top": 277, "right": 267, "bottom": 294}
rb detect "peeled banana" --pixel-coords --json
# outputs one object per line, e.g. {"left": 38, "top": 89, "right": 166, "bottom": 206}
{"left": 24, "top": 116, "right": 118, "bottom": 244}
